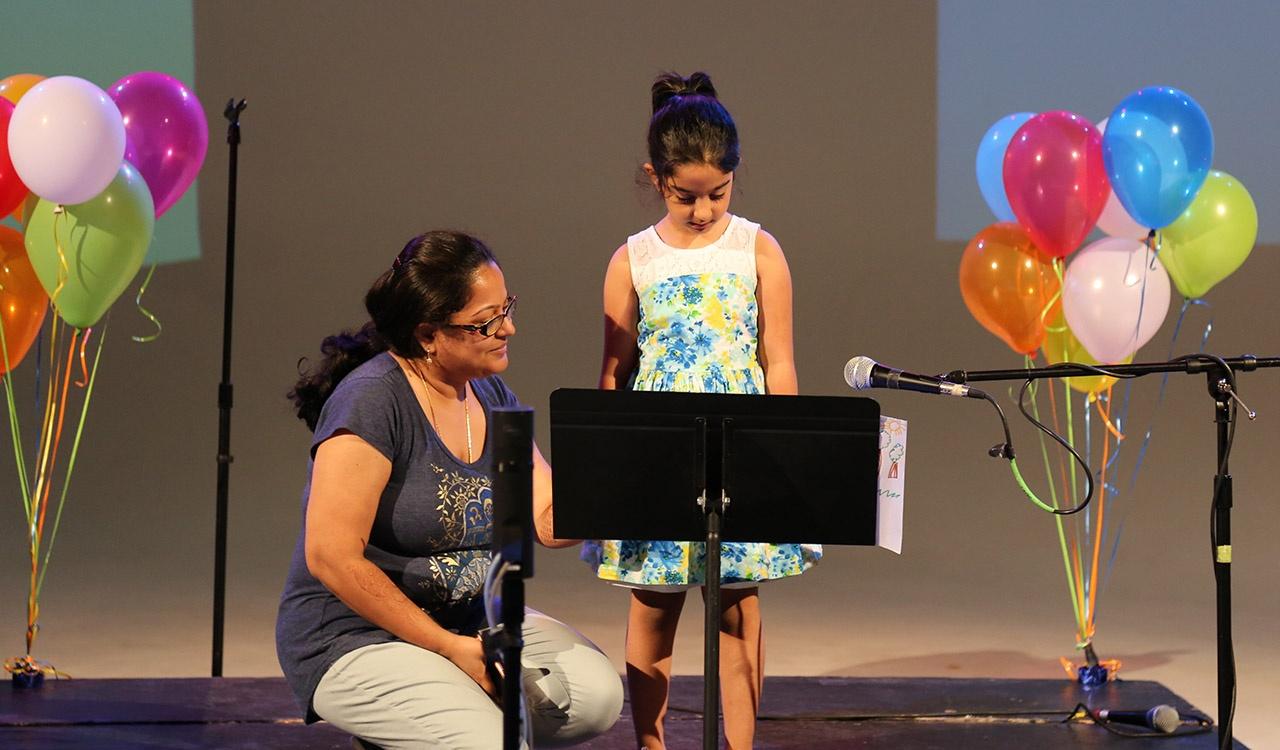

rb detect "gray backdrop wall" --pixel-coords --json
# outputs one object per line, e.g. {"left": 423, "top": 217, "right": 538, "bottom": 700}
{"left": 1, "top": 1, "right": 1276, "bottom": 741}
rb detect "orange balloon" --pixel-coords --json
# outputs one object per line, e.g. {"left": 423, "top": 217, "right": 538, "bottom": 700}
{"left": 0, "top": 226, "right": 48, "bottom": 374}
{"left": 0, "top": 73, "right": 45, "bottom": 105}
{"left": 959, "top": 222, "right": 1061, "bottom": 355}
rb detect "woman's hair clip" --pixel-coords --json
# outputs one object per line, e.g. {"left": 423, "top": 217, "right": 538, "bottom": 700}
{"left": 391, "top": 254, "right": 405, "bottom": 272}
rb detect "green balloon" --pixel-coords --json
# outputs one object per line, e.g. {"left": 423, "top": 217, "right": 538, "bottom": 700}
{"left": 1160, "top": 170, "right": 1258, "bottom": 300}
{"left": 24, "top": 162, "right": 154, "bottom": 328}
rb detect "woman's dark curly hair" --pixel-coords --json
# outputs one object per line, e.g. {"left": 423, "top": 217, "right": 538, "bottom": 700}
{"left": 289, "top": 230, "right": 499, "bottom": 431}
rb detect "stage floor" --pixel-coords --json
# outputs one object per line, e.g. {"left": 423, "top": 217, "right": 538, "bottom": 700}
{"left": 0, "top": 675, "right": 1244, "bottom": 749}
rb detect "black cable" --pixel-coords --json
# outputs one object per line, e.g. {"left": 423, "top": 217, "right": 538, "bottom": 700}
{"left": 972, "top": 385, "right": 1095, "bottom": 515}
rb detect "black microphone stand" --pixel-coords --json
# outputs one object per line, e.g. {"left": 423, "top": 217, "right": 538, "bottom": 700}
{"left": 490, "top": 407, "right": 535, "bottom": 749}
{"left": 212, "top": 98, "right": 246, "bottom": 678}
{"left": 945, "top": 354, "right": 1279, "bottom": 750}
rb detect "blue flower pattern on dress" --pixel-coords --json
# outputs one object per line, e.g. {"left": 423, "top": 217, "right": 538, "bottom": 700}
{"left": 582, "top": 216, "right": 822, "bottom": 587}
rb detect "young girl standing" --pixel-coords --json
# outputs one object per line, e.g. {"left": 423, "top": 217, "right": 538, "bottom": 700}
{"left": 585, "top": 71, "right": 820, "bottom": 750}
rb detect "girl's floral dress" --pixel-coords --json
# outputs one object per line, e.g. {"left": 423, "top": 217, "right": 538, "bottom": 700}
{"left": 581, "top": 215, "right": 822, "bottom": 588}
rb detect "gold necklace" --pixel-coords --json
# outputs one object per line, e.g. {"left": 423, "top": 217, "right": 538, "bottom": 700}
{"left": 410, "top": 359, "right": 473, "bottom": 462}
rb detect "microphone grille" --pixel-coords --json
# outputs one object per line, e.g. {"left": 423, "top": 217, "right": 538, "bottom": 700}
{"left": 843, "top": 356, "right": 876, "bottom": 390}
{"left": 1150, "top": 705, "right": 1179, "bottom": 734}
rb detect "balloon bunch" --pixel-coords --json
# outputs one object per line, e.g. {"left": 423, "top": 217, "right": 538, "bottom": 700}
{"left": 964, "top": 87, "right": 1258, "bottom": 679}
{"left": 969, "top": 87, "right": 1257, "bottom": 365}
{"left": 0, "top": 71, "right": 207, "bottom": 684}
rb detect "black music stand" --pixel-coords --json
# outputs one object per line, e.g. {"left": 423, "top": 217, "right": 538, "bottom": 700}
{"left": 550, "top": 389, "right": 882, "bottom": 750}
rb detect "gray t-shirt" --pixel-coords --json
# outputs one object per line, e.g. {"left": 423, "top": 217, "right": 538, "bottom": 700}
{"left": 275, "top": 351, "right": 520, "bottom": 719}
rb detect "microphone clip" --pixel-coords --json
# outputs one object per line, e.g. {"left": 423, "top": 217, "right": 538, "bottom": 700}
{"left": 988, "top": 443, "right": 1015, "bottom": 461}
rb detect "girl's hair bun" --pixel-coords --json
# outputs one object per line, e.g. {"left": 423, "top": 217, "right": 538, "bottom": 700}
{"left": 650, "top": 71, "right": 718, "bottom": 113}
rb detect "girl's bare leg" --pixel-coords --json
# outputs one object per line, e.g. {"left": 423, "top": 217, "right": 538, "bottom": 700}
{"left": 708, "top": 586, "right": 762, "bottom": 750}
{"left": 626, "top": 589, "right": 687, "bottom": 749}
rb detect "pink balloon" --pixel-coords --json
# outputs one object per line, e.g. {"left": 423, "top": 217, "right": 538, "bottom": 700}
{"left": 8, "top": 76, "right": 125, "bottom": 205}
{"left": 1094, "top": 119, "right": 1148, "bottom": 239}
{"left": 108, "top": 71, "right": 208, "bottom": 217}
{"left": 1002, "top": 111, "right": 1109, "bottom": 258}
{"left": 1096, "top": 187, "right": 1148, "bottom": 239}
{"left": 1062, "top": 237, "right": 1171, "bottom": 363}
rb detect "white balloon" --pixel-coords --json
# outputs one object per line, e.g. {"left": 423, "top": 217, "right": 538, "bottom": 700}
{"left": 8, "top": 76, "right": 125, "bottom": 205}
{"left": 1062, "top": 237, "right": 1171, "bottom": 363}
{"left": 1094, "top": 118, "right": 1149, "bottom": 239}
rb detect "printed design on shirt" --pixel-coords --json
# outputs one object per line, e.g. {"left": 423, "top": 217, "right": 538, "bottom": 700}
{"left": 429, "top": 464, "right": 493, "bottom": 548}
{"left": 413, "top": 465, "right": 493, "bottom": 604}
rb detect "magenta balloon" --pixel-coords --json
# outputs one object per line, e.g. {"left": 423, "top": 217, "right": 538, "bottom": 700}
{"left": 108, "top": 71, "right": 208, "bottom": 217}
{"left": 1002, "top": 111, "right": 1109, "bottom": 259}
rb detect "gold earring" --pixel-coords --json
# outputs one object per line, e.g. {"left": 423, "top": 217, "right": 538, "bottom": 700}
{"left": 424, "top": 349, "right": 434, "bottom": 364}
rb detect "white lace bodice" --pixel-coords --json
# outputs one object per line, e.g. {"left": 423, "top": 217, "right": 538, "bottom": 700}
{"left": 627, "top": 215, "right": 759, "bottom": 293}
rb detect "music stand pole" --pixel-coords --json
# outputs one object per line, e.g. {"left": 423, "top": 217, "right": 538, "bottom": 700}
{"left": 702, "top": 490, "right": 722, "bottom": 750}
{"left": 212, "top": 98, "right": 246, "bottom": 678}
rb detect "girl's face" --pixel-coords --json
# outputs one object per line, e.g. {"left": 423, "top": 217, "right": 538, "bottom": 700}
{"left": 651, "top": 162, "right": 734, "bottom": 236}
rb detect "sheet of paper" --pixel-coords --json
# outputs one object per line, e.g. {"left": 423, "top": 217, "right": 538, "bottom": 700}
{"left": 877, "top": 415, "right": 907, "bottom": 554}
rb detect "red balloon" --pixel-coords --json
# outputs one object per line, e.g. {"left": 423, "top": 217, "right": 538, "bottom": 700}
{"left": 0, "top": 99, "right": 31, "bottom": 217}
{"left": 1002, "top": 111, "right": 1109, "bottom": 258}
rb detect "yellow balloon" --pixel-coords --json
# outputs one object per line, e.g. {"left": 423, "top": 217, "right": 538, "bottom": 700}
{"left": 1042, "top": 312, "right": 1130, "bottom": 394}
{"left": 0, "top": 73, "right": 44, "bottom": 105}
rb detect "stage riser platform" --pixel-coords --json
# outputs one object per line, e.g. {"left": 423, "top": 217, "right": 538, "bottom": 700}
{"left": 1, "top": 675, "right": 1243, "bottom": 748}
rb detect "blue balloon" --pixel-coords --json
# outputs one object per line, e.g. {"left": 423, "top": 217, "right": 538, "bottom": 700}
{"left": 1102, "top": 87, "right": 1213, "bottom": 230}
{"left": 976, "top": 112, "right": 1035, "bottom": 222}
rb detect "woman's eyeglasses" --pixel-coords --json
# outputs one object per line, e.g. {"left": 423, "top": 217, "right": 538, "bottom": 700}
{"left": 445, "top": 296, "right": 516, "bottom": 338}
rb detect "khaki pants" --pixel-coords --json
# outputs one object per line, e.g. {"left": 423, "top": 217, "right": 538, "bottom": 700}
{"left": 313, "top": 610, "right": 623, "bottom": 749}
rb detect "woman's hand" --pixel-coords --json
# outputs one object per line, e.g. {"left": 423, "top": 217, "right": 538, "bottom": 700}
{"left": 442, "top": 633, "right": 498, "bottom": 698}
{"left": 533, "top": 442, "right": 579, "bottom": 548}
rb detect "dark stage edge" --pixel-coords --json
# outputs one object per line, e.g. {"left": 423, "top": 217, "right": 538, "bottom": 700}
{"left": 1, "top": 675, "right": 1244, "bottom": 749}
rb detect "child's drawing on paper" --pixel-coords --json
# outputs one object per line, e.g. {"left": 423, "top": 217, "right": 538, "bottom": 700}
{"left": 877, "top": 416, "right": 907, "bottom": 554}
{"left": 887, "top": 442, "right": 905, "bottom": 479}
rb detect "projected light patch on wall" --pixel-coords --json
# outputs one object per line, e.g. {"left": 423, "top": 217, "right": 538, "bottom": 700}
{"left": 936, "top": 0, "right": 1277, "bottom": 245}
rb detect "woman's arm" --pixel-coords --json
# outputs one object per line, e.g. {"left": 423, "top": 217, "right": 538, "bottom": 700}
{"left": 305, "top": 432, "right": 495, "bottom": 694}
{"left": 755, "top": 229, "right": 798, "bottom": 395}
{"left": 532, "top": 441, "right": 577, "bottom": 548}
{"left": 599, "top": 244, "right": 640, "bottom": 390}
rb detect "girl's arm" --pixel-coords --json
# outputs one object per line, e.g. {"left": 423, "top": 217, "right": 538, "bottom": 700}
{"left": 599, "top": 244, "right": 640, "bottom": 390}
{"left": 305, "top": 433, "right": 495, "bottom": 695}
{"left": 532, "top": 441, "right": 578, "bottom": 548}
{"left": 755, "top": 229, "right": 799, "bottom": 396}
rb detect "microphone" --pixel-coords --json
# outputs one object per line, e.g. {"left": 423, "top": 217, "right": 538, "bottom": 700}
{"left": 844, "top": 356, "right": 974, "bottom": 398}
{"left": 1097, "top": 705, "right": 1180, "bottom": 734}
